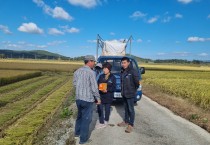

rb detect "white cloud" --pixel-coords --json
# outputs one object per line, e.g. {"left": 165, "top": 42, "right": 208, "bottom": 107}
{"left": 48, "top": 28, "right": 64, "bottom": 35}
{"left": 0, "top": 25, "right": 12, "bottom": 34}
{"left": 3, "top": 41, "right": 34, "bottom": 49}
{"left": 1, "top": 41, "right": 11, "bottom": 44}
{"left": 18, "top": 41, "right": 26, "bottom": 44}
{"left": 162, "top": 16, "right": 171, "bottom": 23}
{"left": 52, "top": 7, "right": 73, "bottom": 20}
{"left": 147, "top": 16, "right": 158, "bottom": 24}
{"left": 68, "top": 0, "right": 100, "bottom": 8}
{"left": 137, "top": 39, "right": 143, "bottom": 43}
{"left": 59, "top": 25, "right": 80, "bottom": 34}
{"left": 110, "top": 32, "right": 115, "bottom": 36}
{"left": 187, "top": 37, "right": 210, "bottom": 42}
{"left": 33, "top": 0, "right": 73, "bottom": 21}
{"left": 36, "top": 45, "right": 48, "bottom": 48}
{"left": 175, "top": 13, "right": 183, "bottom": 18}
{"left": 157, "top": 52, "right": 192, "bottom": 57}
{"left": 130, "top": 11, "right": 147, "bottom": 20}
{"left": 18, "top": 22, "right": 43, "bottom": 34}
{"left": 1, "top": 40, "right": 67, "bottom": 50}
{"left": 7, "top": 44, "right": 22, "bottom": 48}
{"left": 178, "top": 0, "right": 193, "bottom": 4}
{"left": 173, "top": 52, "right": 191, "bottom": 56}
{"left": 66, "top": 27, "right": 80, "bottom": 33}
{"left": 198, "top": 53, "right": 208, "bottom": 57}
{"left": 47, "top": 40, "right": 66, "bottom": 46}
{"left": 157, "top": 52, "right": 166, "bottom": 56}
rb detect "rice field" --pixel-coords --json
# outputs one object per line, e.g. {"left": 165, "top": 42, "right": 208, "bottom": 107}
{"left": 0, "top": 70, "right": 39, "bottom": 78}
{"left": 0, "top": 59, "right": 80, "bottom": 144}
{"left": 0, "top": 70, "right": 42, "bottom": 86}
{"left": 0, "top": 59, "right": 82, "bottom": 72}
{"left": 143, "top": 70, "right": 210, "bottom": 110}
{"left": 140, "top": 63, "right": 210, "bottom": 71}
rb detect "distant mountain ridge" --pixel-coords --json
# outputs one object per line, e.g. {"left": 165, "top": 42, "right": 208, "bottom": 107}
{"left": 0, "top": 49, "right": 70, "bottom": 60}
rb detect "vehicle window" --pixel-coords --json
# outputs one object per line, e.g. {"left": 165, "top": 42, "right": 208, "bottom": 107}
{"left": 99, "top": 58, "right": 138, "bottom": 73}
{"left": 130, "top": 60, "right": 138, "bottom": 71}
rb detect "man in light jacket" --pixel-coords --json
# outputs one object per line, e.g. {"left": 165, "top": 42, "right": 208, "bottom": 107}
{"left": 73, "top": 55, "right": 101, "bottom": 144}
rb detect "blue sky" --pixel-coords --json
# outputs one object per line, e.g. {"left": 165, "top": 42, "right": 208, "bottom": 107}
{"left": 0, "top": 0, "right": 210, "bottom": 60}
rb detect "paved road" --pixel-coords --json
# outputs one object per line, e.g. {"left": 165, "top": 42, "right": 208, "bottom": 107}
{"left": 75, "top": 95, "right": 210, "bottom": 145}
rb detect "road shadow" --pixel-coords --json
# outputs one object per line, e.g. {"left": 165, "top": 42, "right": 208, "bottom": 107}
{"left": 112, "top": 100, "right": 124, "bottom": 121}
{"left": 88, "top": 103, "right": 114, "bottom": 137}
{"left": 112, "top": 100, "right": 139, "bottom": 122}
{"left": 88, "top": 100, "right": 138, "bottom": 137}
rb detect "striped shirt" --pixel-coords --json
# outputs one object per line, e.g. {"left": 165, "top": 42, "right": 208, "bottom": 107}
{"left": 73, "top": 65, "right": 100, "bottom": 102}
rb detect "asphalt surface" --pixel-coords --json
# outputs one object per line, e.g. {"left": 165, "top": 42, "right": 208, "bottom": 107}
{"left": 75, "top": 95, "right": 210, "bottom": 145}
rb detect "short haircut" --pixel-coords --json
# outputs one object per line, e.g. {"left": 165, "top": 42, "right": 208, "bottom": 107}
{"left": 121, "top": 57, "right": 130, "bottom": 62}
{"left": 102, "top": 62, "right": 112, "bottom": 70}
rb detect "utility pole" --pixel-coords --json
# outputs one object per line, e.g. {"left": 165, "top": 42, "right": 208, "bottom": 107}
{"left": 128, "top": 35, "right": 133, "bottom": 56}
{"left": 96, "top": 34, "right": 99, "bottom": 59}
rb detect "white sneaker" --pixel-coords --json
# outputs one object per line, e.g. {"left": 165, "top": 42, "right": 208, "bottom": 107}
{"left": 95, "top": 123, "right": 106, "bottom": 129}
{"left": 104, "top": 121, "right": 108, "bottom": 125}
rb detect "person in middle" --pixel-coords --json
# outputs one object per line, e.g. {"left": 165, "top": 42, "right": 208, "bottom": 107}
{"left": 96, "top": 62, "right": 116, "bottom": 129}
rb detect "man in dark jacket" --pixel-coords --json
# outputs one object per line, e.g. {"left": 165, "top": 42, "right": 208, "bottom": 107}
{"left": 117, "top": 57, "right": 140, "bottom": 133}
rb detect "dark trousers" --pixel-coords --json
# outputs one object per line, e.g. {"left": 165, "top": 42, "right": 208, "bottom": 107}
{"left": 123, "top": 97, "right": 135, "bottom": 126}
{"left": 75, "top": 100, "right": 93, "bottom": 144}
{"left": 97, "top": 103, "right": 111, "bottom": 124}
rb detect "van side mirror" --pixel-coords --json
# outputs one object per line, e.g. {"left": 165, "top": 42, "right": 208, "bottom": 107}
{"left": 140, "top": 67, "right": 145, "bottom": 74}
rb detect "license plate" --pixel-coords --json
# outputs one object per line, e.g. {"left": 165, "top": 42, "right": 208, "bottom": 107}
{"left": 114, "top": 92, "right": 122, "bottom": 98}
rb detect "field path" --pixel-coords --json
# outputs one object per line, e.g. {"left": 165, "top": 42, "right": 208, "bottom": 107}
{"left": 75, "top": 95, "right": 210, "bottom": 145}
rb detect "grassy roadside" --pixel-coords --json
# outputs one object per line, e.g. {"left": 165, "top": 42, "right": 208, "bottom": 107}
{"left": 143, "top": 83, "right": 210, "bottom": 132}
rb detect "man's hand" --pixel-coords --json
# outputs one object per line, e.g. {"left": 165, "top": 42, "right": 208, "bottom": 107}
{"left": 96, "top": 99, "right": 101, "bottom": 105}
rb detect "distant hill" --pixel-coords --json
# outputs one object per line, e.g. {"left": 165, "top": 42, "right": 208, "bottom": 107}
{"left": 0, "top": 49, "right": 152, "bottom": 62}
{"left": 0, "top": 49, "right": 71, "bottom": 60}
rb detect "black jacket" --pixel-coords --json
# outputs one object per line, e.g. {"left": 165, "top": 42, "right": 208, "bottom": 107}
{"left": 121, "top": 65, "right": 140, "bottom": 98}
{"left": 98, "top": 73, "right": 116, "bottom": 104}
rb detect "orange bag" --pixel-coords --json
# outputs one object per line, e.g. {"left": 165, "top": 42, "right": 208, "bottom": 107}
{"left": 99, "top": 83, "right": 107, "bottom": 91}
